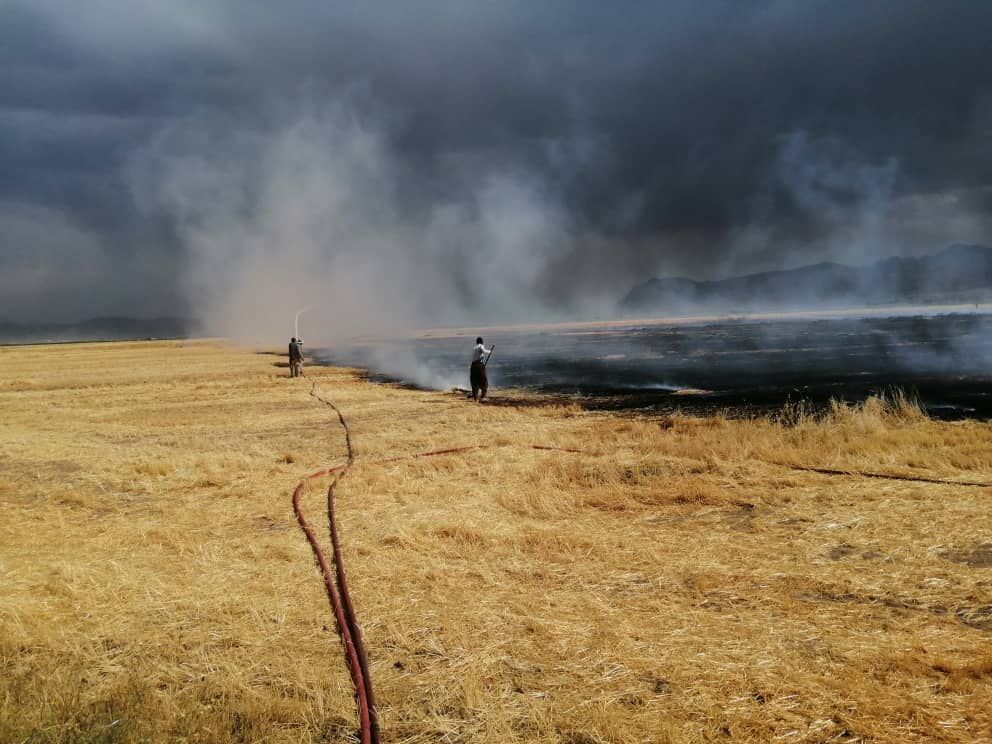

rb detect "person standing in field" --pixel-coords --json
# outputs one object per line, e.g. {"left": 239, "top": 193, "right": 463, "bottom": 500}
{"left": 470, "top": 336, "right": 493, "bottom": 402}
{"left": 288, "top": 337, "right": 304, "bottom": 378}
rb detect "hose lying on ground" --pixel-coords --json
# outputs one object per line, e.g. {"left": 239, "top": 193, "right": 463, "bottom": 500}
{"left": 293, "top": 381, "right": 586, "bottom": 743}
{"left": 775, "top": 462, "right": 992, "bottom": 488}
{"left": 294, "top": 383, "right": 379, "bottom": 744}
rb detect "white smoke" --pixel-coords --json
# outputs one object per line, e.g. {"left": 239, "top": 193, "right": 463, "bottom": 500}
{"left": 720, "top": 130, "right": 902, "bottom": 279}
{"left": 128, "top": 100, "right": 577, "bottom": 344}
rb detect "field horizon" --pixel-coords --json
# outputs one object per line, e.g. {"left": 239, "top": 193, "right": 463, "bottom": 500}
{"left": 2, "top": 340, "right": 990, "bottom": 743}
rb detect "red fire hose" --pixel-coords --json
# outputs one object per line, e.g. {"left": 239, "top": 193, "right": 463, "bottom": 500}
{"left": 293, "top": 381, "right": 587, "bottom": 743}
{"left": 293, "top": 384, "right": 379, "bottom": 743}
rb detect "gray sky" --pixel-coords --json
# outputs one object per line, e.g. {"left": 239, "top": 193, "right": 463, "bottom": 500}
{"left": 2, "top": 1, "right": 991, "bottom": 326}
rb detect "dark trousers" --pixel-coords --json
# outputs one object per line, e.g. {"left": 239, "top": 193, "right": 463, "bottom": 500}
{"left": 470, "top": 361, "right": 488, "bottom": 400}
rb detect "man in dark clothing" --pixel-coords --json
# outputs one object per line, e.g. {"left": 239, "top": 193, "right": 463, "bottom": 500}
{"left": 289, "top": 337, "right": 304, "bottom": 378}
{"left": 470, "top": 336, "right": 493, "bottom": 402}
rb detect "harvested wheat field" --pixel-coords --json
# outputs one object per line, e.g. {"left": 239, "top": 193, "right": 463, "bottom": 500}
{"left": 1, "top": 340, "right": 991, "bottom": 744}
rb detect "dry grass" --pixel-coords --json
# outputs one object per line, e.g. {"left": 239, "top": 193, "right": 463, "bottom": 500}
{"left": 1, "top": 340, "right": 991, "bottom": 743}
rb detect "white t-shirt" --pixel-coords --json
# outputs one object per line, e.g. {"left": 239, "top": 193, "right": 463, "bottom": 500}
{"left": 471, "top": 344, "right": 492, "bottom": 363}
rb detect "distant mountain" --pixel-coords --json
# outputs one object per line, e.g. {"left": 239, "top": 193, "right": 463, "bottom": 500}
{"left": 0, "top": 316, "right": 197, "bottom": 344}
{"left": 620, "top": 244, "right": 992, "bottom": 315}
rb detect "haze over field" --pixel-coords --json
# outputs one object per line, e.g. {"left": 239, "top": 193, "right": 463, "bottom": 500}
{"left": 2, "top": 2, "right": 991, "bottom": 340}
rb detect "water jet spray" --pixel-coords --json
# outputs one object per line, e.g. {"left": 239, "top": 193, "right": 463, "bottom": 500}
{"left": 294, "top": 306, "right": 311, "bottom": 340}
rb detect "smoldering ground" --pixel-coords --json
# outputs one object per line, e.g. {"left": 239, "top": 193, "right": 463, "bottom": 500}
{"left": 318, "top": 311, "right": 992, "bottom": 420}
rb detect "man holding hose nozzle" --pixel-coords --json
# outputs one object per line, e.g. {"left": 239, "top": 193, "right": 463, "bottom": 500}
{"left": 470, "top": 336, "right": 494, "bottom": 402}
{"left": 288, "top": 337, "right": 304, "bottom": 378}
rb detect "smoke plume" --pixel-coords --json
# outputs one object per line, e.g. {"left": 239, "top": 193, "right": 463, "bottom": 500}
{"left": 3, "top": 1, "right": 991, "bottom": 326}
{"left": 129, "top": 102, "right": 594, "bottom": 342}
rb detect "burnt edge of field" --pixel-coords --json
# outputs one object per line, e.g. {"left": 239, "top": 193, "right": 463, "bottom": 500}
{"left": 352, "top": 368, "right": 992, "bottom": 421}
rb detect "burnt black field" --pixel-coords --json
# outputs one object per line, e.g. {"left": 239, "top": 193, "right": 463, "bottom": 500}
{"left": 315, "top": 313, "right": 992, "bottom": 420}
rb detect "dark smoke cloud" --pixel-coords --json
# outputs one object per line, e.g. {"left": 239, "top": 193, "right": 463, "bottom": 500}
{"left": 1, "top": 1, "right": 990, "bottom": 326}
